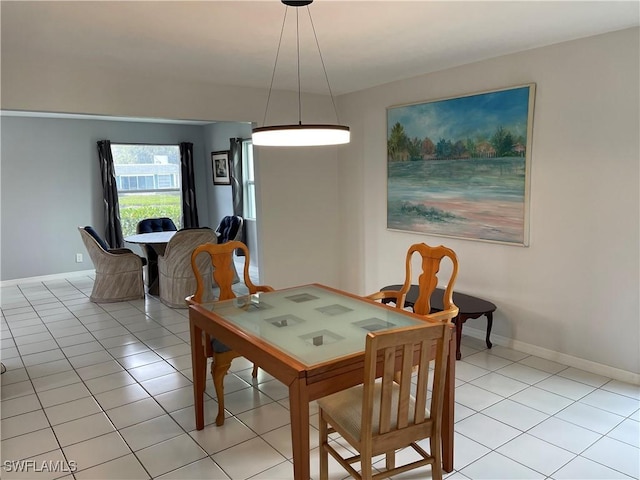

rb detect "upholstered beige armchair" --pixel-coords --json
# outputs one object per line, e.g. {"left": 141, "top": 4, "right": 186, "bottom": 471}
{"left": 78, "top": 226, "right": 145, "bottom": 303}
{"left": 158, "top": 228, "right": 218, "bottom": 308}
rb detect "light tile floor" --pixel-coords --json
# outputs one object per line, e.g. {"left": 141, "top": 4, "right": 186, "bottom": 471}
{"left": 1, "top": 275, "right": 639, "bottom": 480}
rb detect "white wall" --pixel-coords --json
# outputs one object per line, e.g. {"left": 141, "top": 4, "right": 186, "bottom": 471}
{"left": 338, "top": 28, "right": 640, "bottom": 379}
{"left": 256, "top": 146, "right": 340, "bottom": 289}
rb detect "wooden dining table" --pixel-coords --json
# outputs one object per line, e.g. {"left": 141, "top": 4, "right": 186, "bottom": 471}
{"left": 188, "top": 283, "right": 456, "bottom": 480}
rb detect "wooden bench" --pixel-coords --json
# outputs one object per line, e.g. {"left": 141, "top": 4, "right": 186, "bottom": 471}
{"left": 380, "top": 285, "right": 496, "bottom": 360}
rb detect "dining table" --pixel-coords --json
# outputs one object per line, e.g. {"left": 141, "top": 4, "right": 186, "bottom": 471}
{"left": 124, "top": 230, "right": 177, "bottom": 249}
{"left": 124, "top": 231, "right": 177, "bottom": 294}
{"left": 188, "top": 283, "right": 456, "bottom": 480}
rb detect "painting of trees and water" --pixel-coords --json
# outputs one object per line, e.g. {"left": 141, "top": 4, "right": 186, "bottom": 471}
{"left": 387, "top": 84, "right": 535, "bottom": 245}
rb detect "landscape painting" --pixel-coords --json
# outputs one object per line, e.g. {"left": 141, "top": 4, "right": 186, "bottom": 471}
{"left": 387, "top": 84, "right": 535, "bottom": 245}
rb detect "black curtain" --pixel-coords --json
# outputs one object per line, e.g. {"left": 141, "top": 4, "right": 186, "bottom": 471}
{"left": 180, "top": 142, "right": 199, "bottom": 229}
{"left": 96, "top": 140, "right": 124, "bottom": 248}
{"left": 229, "top": 137, "right": 246, "bottom": 254}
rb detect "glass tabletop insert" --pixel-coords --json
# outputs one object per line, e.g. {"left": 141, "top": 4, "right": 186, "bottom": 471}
{"left": 198, "top": 285, "right": 425, "bottom": 366}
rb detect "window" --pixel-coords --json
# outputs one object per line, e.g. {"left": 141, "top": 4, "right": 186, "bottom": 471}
{"left": 112, "top": 144, "right": 182, "bottom": 237}
{"left": 242, "top": 140, "right": 256, "bottom": 220}
{"left": 118, "top": 175, "right": 154, "bottom": 191}
{"left": 156, "top": 174, "right": 175, "bottom": 189}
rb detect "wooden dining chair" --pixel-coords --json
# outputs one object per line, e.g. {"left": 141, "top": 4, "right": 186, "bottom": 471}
{"left": 186, "top": 240, "right": 274, "bottom": 426}
{"left": 318, "top": 322, "right": 452, "bottom": 480}
{"left": 367, "top": 243, "right": 459, "bottom": 322}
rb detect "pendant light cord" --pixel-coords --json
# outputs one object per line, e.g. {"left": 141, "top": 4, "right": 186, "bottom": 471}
{"left": 296, "top": 7, "right": 302, "bottom": 125}
{"left": 306, "top": 6, "right": 341, "bottom": 124}
{"left": 261, "top": 2, "right": 342, "bottom": 128}
{"left": 262, "top": 8, "right": 289, "bottom": 127}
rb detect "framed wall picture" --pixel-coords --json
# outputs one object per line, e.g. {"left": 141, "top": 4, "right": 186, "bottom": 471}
{"left": 211, "top": 150, "right": 231, "bottom": 185}
{"left": 386, "top": 84, "right": 536, "bottom": 246}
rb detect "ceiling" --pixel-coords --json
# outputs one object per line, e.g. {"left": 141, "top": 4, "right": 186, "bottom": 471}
{"left": 1, "top": 1, "right": 638, "bottom": 97}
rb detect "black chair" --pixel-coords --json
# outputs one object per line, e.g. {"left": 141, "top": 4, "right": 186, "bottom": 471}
{"left": 136, "top": 217, "right": 177, "bottom": 294}
{"left": 215, "top": 215, "right": 243, "bottom": 244}
{"left": 137, "top": 217, "right": 178, "bottom": 235}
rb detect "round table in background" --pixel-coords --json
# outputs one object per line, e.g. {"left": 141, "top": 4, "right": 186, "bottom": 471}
{"left": 124, "top": 231, "right": 177, "bottom": 295}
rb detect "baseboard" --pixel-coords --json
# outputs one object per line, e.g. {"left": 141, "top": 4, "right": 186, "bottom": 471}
{"left": 0, "top": 270, "right": 95, "bottom": 288}
{"left": 463, "top": 325, "right": 640, "bottom": 386}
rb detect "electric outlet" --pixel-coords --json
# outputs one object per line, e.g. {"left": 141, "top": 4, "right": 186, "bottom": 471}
{"left": 75, "top": 253, "right": 83, "bottom": 263}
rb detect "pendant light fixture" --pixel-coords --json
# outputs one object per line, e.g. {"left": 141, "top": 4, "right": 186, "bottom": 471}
{"left": 252, "top": 0, "right": 350, "bottom": 147}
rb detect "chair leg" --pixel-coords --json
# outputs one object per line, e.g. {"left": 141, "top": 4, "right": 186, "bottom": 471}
{"left": 211, "top": 352, "right": 233, "bottom": 426}
{"left": 385, "top": 450, "right": 395, "bottom": 471}
{"left": 318, "top": 411, "right": 329, "bottom": 480}
{"left": 251, "top": 363, "right": 259, "bottom": 378}
{"left": 430, "top": 435, "right": 443, "bottom": 480}
{"left": 361, "top": 443, "right": 373, "bottom": 479}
